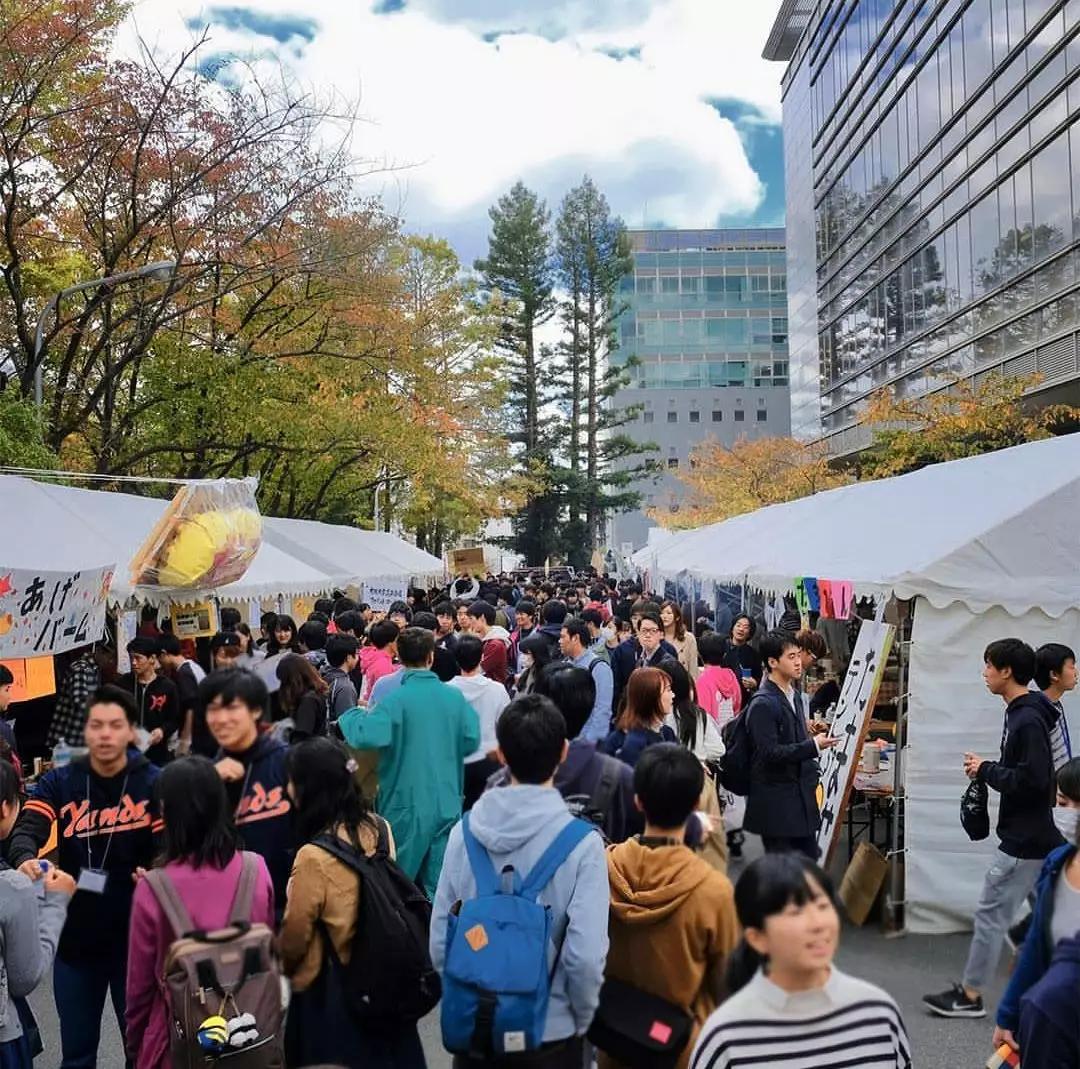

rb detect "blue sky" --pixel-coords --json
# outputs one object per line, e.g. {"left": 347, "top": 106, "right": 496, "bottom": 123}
{"left": 125, "top": 1, "right": 787, "bottom": 263}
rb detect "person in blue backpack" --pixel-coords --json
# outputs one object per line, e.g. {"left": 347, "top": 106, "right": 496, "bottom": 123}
{"left": 431, "top": 693, "right": 609, "bottom": 1068}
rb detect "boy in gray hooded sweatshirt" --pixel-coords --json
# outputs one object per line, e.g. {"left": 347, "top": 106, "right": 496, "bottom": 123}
{"left": 431, "top": 694, "right": 609, "bottom": 1068}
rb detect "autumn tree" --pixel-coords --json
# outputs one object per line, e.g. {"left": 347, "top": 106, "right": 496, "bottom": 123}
{"left": 652, "top": 435, "right": 851, "bottom": 529}
{"left": 858, "top": 373, "right": 1080, "bottom": 478}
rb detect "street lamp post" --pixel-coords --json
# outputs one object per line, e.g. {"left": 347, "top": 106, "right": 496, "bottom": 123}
{"left": 32, "top": 259, "right": 178, "bottom": 409}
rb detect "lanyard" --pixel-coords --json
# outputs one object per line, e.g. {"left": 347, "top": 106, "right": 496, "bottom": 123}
{"left": 233, "top": 762, "right": 253, "bottom": 819}
{"left": 84, "top": 772, "right": 130, "bottom": 872}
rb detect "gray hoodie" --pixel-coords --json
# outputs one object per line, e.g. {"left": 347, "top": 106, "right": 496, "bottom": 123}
{"left": 0, "top": 869, "right": 70, "bottom": 1042}
{"left": 430, "top": 784, "right": 609, "bottom": 1042}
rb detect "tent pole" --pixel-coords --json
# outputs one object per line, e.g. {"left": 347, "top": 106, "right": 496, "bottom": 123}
{"left": 887, "top": 600, "right": 911, "bottom": 932}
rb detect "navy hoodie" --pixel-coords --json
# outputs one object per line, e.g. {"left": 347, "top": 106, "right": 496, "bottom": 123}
{"left": 977, "top": 691, "right": 1064, "bottom": 859}
{"left": 8, "top": 753, "right": 161, "bottom": 963}
{"left": 1018, "top": 933, "right": 1080, "bottom": 1067}
{"left": 218, "top": 731, "right": 292, "bottom": 915}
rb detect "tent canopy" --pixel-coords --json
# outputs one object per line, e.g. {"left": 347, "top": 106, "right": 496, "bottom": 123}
{"left": 634, "top": 434, "right": 1080, "bottom": 617}
{"left": 1, "top": 477, "right": 441, "bottom": 605}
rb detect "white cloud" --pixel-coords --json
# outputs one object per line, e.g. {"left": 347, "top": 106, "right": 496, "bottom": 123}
{"left": 121, "top": 0, "right": 784, "bottom": 258}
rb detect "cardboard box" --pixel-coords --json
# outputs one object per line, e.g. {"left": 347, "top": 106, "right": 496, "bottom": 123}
{"left": 449, "top": 547, "right": 486, "bottom": 575}
{"left": 839, "top": 841, "right": 889, "bottom": 925}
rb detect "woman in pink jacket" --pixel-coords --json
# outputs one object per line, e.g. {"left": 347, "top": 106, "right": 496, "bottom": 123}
{"left": 696, "top": 632, "right": 743, "bottom": 726}
{"left": 126, "top": 757, "right": 275, "bottom": 1069}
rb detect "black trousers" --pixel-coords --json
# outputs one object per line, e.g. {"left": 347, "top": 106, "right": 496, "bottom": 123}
{"left": 762, "top": 834, "right": 820, "bottom": 860}
{"left": 464, "top": 757, "right": 501, "bottom": 811}
{"left": 453, "top": 1037, "right": 584, "bottom": 1069}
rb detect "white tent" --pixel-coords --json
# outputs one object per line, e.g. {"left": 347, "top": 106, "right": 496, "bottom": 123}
{"left": 633, "top": 434, "right": 1080, "bottom": 931}
{"left": 0, "top": 477, "right": 440, "bottom": 607}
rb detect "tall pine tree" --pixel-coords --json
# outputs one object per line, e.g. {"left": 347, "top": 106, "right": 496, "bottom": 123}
{"left": 475, "top": 182, "right": 560, "bottom": 563}
{"left": 554, "top": 176, "right": 655, "bottom": 558}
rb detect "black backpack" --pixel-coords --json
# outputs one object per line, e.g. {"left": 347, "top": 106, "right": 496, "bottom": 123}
{"left": 313, "top": 822, "right": 441, "bottom": 1028}
{"left": 719, "top": 697, "right": 761, "bottom": 796}
{"left": 563, "top": 755, "right": 623, "bottom": 841}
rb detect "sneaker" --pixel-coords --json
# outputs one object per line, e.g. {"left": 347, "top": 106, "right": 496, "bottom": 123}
{"left": 922, "top": 983, "right": 985, "bottom": 1018}
{"left": 1006, "top": 915, "right": 1032, "bottom": 953}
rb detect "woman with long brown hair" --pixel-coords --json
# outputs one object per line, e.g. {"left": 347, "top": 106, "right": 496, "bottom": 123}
{"left": 276, "top": 653, "right": 330, "bottom": 742}
{"left": 661, "top": 600, "right": 700, "bottom": 679}
{"left": 599, "top": 666, "right": 678, "bottom": 769}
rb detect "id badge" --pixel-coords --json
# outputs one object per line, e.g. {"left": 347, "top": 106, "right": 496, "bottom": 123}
{"left": 77, "top": 869, "right": 108, "bottom": 894}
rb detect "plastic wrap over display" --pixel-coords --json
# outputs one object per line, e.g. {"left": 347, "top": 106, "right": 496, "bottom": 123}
{"left": 130, "top": 479, "right": 262, "bottom": 590}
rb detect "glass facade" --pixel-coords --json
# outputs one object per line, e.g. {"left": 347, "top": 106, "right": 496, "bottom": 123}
{"left": 770, "top": 0, "right": 1080, "bottom": 444}
{"left": 610, "top": 229, "right": 792, "bottom": 550}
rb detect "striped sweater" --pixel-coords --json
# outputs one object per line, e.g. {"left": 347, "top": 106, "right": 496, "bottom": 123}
{"left": 690, "top": 967, "right": 912, "bottom": 1069}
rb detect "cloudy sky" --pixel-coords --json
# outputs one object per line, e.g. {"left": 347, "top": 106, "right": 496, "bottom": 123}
{"left": 122, "top": 0, "right": 788, "bottom": 263}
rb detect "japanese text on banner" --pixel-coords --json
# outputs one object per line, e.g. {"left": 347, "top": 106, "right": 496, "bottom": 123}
{"left": 363, "top": 577, "right": 408, "bottom": 613}
{"left": 0, "top": 566, "right": 114, "bottom": 659}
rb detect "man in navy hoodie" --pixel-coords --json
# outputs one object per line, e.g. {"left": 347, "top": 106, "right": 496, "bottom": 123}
{"left": 200, "top": 668, "right": 292, "bottom": 917}
{"left": 10, "top": 684, "right": 161, "bottom": 1069}
{"left": 1018, "top": 933, "right": 1080, "bottom": 1065}
{"left": 924, "top": 638, "right": 1063, "bottom": 1019}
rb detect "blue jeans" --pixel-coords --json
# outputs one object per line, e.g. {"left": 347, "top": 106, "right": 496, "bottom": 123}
{"left": 53, "top": 950, "right": 131, "bottom": 1069}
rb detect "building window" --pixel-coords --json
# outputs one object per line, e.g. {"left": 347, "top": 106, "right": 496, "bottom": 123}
{"left": 689, "top": 410, "right": 700, "bottom": 423}
{"left": 667, "top": 411, "right": 678, "bottom": 423}
{"left": 712, "top": 410, "right": 722, "bottom": 422}
{"left": 734, "top": 410, "right": 745, "bottom": 422}
{"left": 643, "top": 411, "right": 654, "bottom": 424}
{"left": 667, "top": 457, "right": 679, "bottom": 469}
{"left": 756, "top": 410, "right": 767, "bottom": 422}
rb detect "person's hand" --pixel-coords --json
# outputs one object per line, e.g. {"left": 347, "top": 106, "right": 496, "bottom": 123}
{"left": 963, "top": 752, "right": 983, "bottom": 780}
{"left": 132, "top": 867, "right": 148, "bottom": 885}
{"left": 815, "top": 735, "right": 841, "bottom": 751}
{"left": 215, "top": 757, "right": 245, "bottom": 782}
{"left": 148, "top": 728, "right": 164, "bottom": 746}
{"left": 991, "top": 1026, "right": 1018, "bottom": 1052}
{"left": 809, "top": 719, "right": 829, "bottom": 736}
{"left": 744, "top": 677, "right": 758, "bottom": 691}
{"left": 18, "top": 859, "right": 43, "bottom": 881}
{"left": 44, "top": 867, "right": 77, "bottom": 897}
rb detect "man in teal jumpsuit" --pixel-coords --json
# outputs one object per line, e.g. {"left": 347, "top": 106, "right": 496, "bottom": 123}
{"left": 340, "top": 626, "right": 480, "bottom": 897}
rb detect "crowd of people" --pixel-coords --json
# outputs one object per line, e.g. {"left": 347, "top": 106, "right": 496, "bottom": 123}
{"left": 0, "top": 572, "right": 1075, "bottom": 1067}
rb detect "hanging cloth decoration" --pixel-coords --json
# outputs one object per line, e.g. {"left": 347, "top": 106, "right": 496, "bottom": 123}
{"left": 803, "top": 578, "right": 821, "bottom": 615}
{"left": 818, "top": 579, "right": 835, "bottom": 619}
{"left": 833, "top": 580, "right": 854, "bottom": 620}
{"left": 764, "top": 593, "right": 784, "bottom": 631}
{"left": 793, "top": 579, "right": 810, "bottom": 619}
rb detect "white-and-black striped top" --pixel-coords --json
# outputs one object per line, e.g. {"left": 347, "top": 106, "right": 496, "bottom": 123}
{"left": 690, "top": 966, "right": 912, "bottom": 1069}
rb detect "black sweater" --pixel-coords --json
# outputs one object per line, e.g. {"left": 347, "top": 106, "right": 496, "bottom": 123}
{"left": 978, "top": 691, "right": 1064, "bottom": 859}
{"left": 9, "top": 753, "right": 161, "bottom": 962}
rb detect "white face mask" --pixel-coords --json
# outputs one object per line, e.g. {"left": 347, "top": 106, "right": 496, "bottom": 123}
{"left": 521, "top": 654, "right": 534, "bottom": 669}
{"left": 1054, "top": 805, "right": 1080, "bottom": 844}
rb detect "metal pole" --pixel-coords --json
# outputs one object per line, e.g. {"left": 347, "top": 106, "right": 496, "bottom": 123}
{"left": 887, "top": 602, "right": 912, "bottom": 932}
{"left": 31, "top": 260, "right": 177, "bottom": 411}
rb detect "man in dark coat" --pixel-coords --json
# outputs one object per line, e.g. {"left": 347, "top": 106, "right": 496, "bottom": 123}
{"left": 744, "top": 630, "right": 838, "bottom": 859}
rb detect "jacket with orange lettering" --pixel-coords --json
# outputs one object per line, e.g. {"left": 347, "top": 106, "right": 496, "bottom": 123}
{"left": 8, "top": 752, "right": 161, "bottom": 963}
{"left": 218, "top": 731, "right": 292, "bottom": 919}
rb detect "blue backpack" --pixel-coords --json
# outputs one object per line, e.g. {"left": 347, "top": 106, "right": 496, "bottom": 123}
{"left": 440, "top": 814, "right": 595, "bottom": 1058}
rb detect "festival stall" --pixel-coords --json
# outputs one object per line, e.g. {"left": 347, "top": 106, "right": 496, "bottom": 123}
{"left": 633, "top": 433, "right": 1080, "bottom": 933}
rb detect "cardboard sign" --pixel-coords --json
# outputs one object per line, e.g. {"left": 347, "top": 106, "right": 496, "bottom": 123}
{"left": 0, "top": 657, "right": 56, "bottom": 701}
{"left": 363, "top": 577, "right": 408, "bottom": 613}
{"left": 170, "top": 601, "right": 218, "bottom": 639}
{"left": 0, "top": 566, "right": 113, "bottom": 659}
{"left": 291, "top": 596, "right": 316, "bottom": 623}
{"left": 449, "top": 547, "right": 486, "bottom": 575}
{"left": 815, "top": 619, "right": 895, "bottom": 864}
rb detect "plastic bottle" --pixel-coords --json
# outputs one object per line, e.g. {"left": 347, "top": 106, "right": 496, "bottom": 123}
{"left": 52, "top": 738, "right": 71, "bottom": 769}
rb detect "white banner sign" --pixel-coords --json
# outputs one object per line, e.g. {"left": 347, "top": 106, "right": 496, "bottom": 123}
{"left": 0, "top": 566, "right": 114, "bottom": 659}
{"left": 816, "top": 619, "right": 895, "bottom": 863}
{"left": 116, "top": 610, "right": 138, "bottom": 675}
{"left": 363, "top": 577, "right": 408, "bottom": 613}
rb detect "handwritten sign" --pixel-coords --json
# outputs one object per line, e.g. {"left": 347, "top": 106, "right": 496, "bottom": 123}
{"left": 363, "top": 577, "right": 408, "bottom": 613}
{"left": 816, "top": 620, "right": 895, "bottom": 864}
{"left": 0, "top": 657, "right": 56, "bottom": 701}
{"left": 0, "top": 566, "right": 113, "bottom": 659}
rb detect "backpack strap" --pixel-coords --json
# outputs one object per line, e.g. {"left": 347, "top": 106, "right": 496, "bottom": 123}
{"left": 519, "top": 819, "right": 594, "bottom": 902}
{"left": 144, "top": 868, "right": 196, "bottom": 940}
{"left": 460, "top": 813, "right": 500, "bottom": 897}
{"left": 228, "top": 852, "right": 260, "bottom": 926}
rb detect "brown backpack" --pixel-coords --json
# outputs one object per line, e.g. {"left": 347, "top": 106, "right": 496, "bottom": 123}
{"left": 144, "top": 852, "right": 285, "bottom": 1068}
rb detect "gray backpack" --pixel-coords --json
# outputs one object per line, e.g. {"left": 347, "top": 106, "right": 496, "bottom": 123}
{"left": 145, "top": 852, "right": 284, "bottom": 1067}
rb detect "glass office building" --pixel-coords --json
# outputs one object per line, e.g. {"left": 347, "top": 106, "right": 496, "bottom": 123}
{"left": 765, "top": 0, "right": 1080, "bottom": 449}
{"left": 611, "top": 229, "right": 791, "bottom": 550}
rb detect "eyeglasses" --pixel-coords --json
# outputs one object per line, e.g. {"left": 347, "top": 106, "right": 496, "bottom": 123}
{"left": 638, "top": 626, "right": 660, "bottom": 635}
